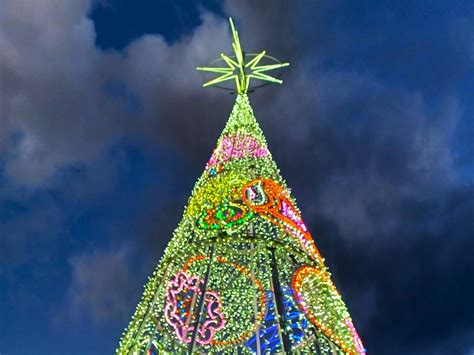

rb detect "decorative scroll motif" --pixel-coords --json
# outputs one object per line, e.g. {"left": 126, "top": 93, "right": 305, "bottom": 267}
{"left": 242, "top": 178, "right": 321, "bottom": 260}
{"left": 292, "top": 266, "right": 365, "bottom": 354}
{"left": 196, "top": 200, "right": 254, "bottom": 231}
{"left": 164, "top": 271, "right": 225, "bottom": 345}
{"left": 198, "top": 291, "right": 226, "bottom": 345}
{"left": 206, "top": 134, "right": 269, "bottom": 169}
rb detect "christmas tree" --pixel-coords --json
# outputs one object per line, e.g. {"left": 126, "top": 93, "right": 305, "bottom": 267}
{"left": 117, "top": 18, "right": 365, "bottom": 354}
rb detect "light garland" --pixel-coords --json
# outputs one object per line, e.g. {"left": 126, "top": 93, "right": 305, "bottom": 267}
{"left": 116, "top": 90, "right": 365, "bottom": 354}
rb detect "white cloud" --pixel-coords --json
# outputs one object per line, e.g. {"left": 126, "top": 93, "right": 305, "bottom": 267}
{"left": 0, "top": 0, "right": 230, "bottom": 187}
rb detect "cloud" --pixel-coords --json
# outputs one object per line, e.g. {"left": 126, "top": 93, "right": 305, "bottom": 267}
{"left": 64, "top": 245, "right": 139, "bottom": 324}
{"left": 0, "top": 0, "right": 232, "bottom": 187}
{"left": 1, "top": 0, "right": 124, "bottom": 186}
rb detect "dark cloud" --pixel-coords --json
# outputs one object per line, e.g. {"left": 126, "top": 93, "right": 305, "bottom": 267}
{"left": 1, "top": 0, "right": 239, "bottom": 187}
{"left": 325, "top": 184, "right": 474, "bottom": 354}
{"left": 0, "top": 0, "right": 127, "bottom": 186}
{"left": 64, "top": 246, "right": 137, "bottom": 323}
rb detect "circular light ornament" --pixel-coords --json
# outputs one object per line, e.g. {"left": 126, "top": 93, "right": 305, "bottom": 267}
{"left": 183, "top": 255, "right": 265, "bottom": 347}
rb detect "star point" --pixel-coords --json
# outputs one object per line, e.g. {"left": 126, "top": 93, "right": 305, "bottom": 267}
{"left": 196, "top": 17, "right": 290, "bottom": 94}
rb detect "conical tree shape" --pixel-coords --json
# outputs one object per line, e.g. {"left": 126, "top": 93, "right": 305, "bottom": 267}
{"left": 117, "top": 94, "right": 365, "bottom": 354}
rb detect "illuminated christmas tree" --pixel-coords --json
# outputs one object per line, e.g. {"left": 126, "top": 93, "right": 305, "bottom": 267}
{"left": 117, "top": 18, "right": 365, "bottom": 355}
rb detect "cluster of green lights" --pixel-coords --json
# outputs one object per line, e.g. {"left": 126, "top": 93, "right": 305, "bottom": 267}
{"left": 196, "top": 200, "right": 255, "bottom": 231}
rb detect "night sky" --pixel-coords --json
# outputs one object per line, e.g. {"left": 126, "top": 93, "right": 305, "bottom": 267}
{"left": 1, "top": 1, "right": 474, "bottom": 354}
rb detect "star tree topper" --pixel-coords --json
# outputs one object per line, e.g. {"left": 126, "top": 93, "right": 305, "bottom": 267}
{"left": 196, "top": 18, "right": 290, "bottom": 94}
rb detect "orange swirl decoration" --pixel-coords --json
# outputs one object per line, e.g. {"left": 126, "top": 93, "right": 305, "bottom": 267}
{"left": 242, "top": 178, "right": 322, "bottom": 261}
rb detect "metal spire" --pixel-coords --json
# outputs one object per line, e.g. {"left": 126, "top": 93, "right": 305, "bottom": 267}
{"left": 196, "top": 18, "right": 290, "bottom": 94}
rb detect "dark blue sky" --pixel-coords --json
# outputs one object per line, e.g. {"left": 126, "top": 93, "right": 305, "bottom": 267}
{"left": 1, "top": 1, "right": 473, "bottom": 354}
